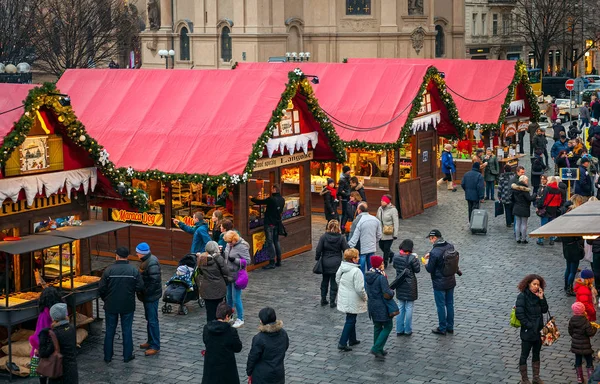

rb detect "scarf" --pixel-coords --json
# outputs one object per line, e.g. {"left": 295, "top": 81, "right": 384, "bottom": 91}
{"left": 369, "top": 267, "right": 386, "bottom": 278}
{"left": 326, "top": 185, "right": 337, "bottom": 199}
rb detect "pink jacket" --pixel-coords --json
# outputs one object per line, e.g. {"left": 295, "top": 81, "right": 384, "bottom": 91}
{"left": 29, "top": 307, "right": 52, "bottom": 357}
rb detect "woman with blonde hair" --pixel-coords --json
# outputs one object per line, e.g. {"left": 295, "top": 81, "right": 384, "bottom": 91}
{"left": 223, "top": 230, "right": 250, "bottom": 328}
{"left": 335, "top": 248, "right": 367, "bottom": 351}
{"left": 315, "top": 220, "right": 349, "bottom": 307}
{"left": 511, "top": 175, "right": 536, "bottom": 244}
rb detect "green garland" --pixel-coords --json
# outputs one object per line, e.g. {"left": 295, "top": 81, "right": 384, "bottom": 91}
{"left": 0, "top": 83, "right": 150, "bottom": 211}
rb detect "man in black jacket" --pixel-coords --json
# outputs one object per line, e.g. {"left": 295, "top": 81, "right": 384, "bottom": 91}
{"left": 136, "top": 242, "right": 162, "bottom": 356}
{"left": 99, "top": 247, "right": 144, "bottom": 363}
{"left": 250, "top": 185, "right": 285, "bottom": 269}
{"left": 338, "top": 166, "right": 352, "bottom": 233}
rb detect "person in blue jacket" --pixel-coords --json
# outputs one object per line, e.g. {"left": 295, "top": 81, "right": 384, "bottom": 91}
{"left": 461, "top": 162, "right": 485, "bottom": 223}
{"left": 173, "top": 211, "right": 211, "bottom": 254}
{"left": 551, "top": 133, "right": 570, "bottom": 175}
{"left": 575, "top": 157, "right": 593, "bottom": 197}
{"left": 438, "top": 144, "right": 457, "bottom": 192}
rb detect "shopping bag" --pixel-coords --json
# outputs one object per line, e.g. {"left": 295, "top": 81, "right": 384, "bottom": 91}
{"left": 29, "top": 356, "right": 40, "bottom": 377}
{"left": 494, "top": 200, "right": 504, "bottom": 217}
{"left": 510, "top": 306, "right": 521, "bottom": 328}
{"left": 540, "top": 311, "right": 560, "bottom": 346}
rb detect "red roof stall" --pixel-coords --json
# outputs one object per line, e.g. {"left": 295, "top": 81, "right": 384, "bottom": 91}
{"left": 56, "top": 69, "right": 344, "bottom": 265}
{"left": 349, "top": 58, "right": 540, "bottom": 178}
{"left": 236, "top": 62, "right": 464, "bottom": 217}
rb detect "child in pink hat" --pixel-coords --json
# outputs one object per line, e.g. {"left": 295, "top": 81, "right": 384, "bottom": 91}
{"left": 569, "top": 301, "right": 597, "bottom": 383}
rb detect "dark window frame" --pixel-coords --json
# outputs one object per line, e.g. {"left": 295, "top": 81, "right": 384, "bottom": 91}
{"left": 180, "top": 27, "right": 190, "bottom": 61}
{"left": 346, "top": 0, "right": 371, "bottom": 15}
{"left": 221, "top": 26, "right": 232, "bottom": 62}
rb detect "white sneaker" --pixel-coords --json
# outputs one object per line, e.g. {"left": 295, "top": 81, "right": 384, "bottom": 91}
{"left": 232, "top": 319, "right": 244, "bottom": 328}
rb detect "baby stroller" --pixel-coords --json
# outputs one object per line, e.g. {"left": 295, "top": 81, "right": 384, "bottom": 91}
{"left": 162, "top": 254, "right": 205, "bottom": 315}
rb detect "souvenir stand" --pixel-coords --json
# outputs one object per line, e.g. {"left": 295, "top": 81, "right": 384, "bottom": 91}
{"left": 56, "top": 68, "right": 345, "bottom": 267}
{"left": 236, "top": 62, "right": 463, "bottom": 218}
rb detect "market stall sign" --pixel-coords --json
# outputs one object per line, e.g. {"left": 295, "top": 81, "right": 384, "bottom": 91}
{"left": 110, "top": 209, "right": 164, "bottom": 226}
{"left": 560, "top": 168, "right": 579, "bottom": 180}
{"left": 254, "top": 151, "right": 313, "bottom": 172}
{"left": 0, "top": 194, "right": 71, "bottom": 217}
{"left": 517, "top": 121, "right": 529, "bottom": 132}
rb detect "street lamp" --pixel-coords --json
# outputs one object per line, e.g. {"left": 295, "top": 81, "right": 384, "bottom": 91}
{"left": 284, "top": 52, "right": 311, "bottom": 62}
{"left": 158, "top": 49, "right": 175, "bottom": 69}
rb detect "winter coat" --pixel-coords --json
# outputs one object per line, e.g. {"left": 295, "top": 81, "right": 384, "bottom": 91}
{"left": 224, "top": 238, "right": 251, "bottom": 282}
{"left": 536, "top": 182, "right": 562, "bottom": 219}
{"left": 510, "top": 182, "right": 536, "bottom": 218}
{"left": 587, "top": 237, "right": 600, "bottom": 254}
{"left": 178, "top": 221, "right": 212, "bottom": 254}
{"left": 498, "top": 172, "right": 515, "bottom": 202}
{"left": 29, "top": 307, "right": 52, "bottom": 357}
{"left": 376, "top": 204, "right": 399, "bottom": 241}
{"left": 202, "top": 320, "right": 243, "bottom": 384}
{"left": 351, "top": 183, "right": 367, "bottom": 202}
{"left": 99, "top": 260, "right": 144, "bottom": 314}
{"left": 348, "top": 212, "right": 382, "bottom": 254}
{"left": 574, "top": 280, "right": 597, "bottom": 322}
{"left": 569, "top": 315, "right": 597, "bottom": 355}
{"left": 515, "top": 289, "right": 549, "bottom": 342}
{"left": 335, "top": 261, "right": 367, "bottom": 314}
{"left": 532, "top": 134, "right": 547, "bottom": 152}
{"left": 551, "top": 139, "right": 570, "bottom": 159}
{"left": 483, "top": 155, "right": 499, "bottom": 182}
{"left": 315, "top": 232, "right": 348, "bottom": 275}
{"left": 346, "top": 200, "right": 359, "bottom": 222}
{"left": 575, "top": 164, "right": 593, "bottom": 196}
{"left": 461, "top": 163, "right": 485, "bottom": 202}
{"left": 592, "top": 137, "right": 600, "bottom": 158}
{"left": 38, "top": 321, "right": 78, "bottom": 384}
{"left": 137, "top": 254, "right": 162, "bottom": 303}
{"left": 320, "top": 187, "right": 338, "bottom": 221}
{"left": 563, "top": 236, "right": 585, "bottom": 263}
{"left": 528, "top": 122, "right": 540, "bottom": 137}
{"left": 391, "top": 252, "right": 420, "bottom": 301}
{"left": 337, "top": 173, "right": 351, "bottom": 201}
{"left": 580, "top": 106, "right": 591, "bottom": 120}
{"left": 250, "top": 193, "right": 285, "bottom": 226}
{"left": 246, "top": 320, "right": 289, "bottom": 384}
{"left": 425, "top": 239, "right": 457, "bottom": 291}
{"left": 552, "top": 123, "right": 566, "bottom": 140}
{"left": 198, "top": 252, "right": 229, "bottom": 300}
{"left": 365, "top": 270, "right": 394, "bottom": 323}
{"left": 441, "top": 150, "right": 456, "bottom": 174}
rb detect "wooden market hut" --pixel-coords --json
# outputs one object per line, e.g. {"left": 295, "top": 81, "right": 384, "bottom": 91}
{"left": 56, "top": 68, "right": 344, "bottom": 266}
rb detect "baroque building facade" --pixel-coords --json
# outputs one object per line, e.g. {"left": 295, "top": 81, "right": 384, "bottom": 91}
{"left": 140, "top": 0, "right": 465, "bottom": 69}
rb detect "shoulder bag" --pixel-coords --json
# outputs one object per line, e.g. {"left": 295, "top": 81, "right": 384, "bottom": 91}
{"left": 36, "top": 330, "right": 63, "bottom": 379}
{"left": 509, "top": 306, "right": 521, "bottom": 328}
{"left": 540, "top": 310, "right": 560, "bottom": 346}
{"left": 312, "top": 257, "right": 324, "bottom": 274}
{"left": 536, "top": 193, "right": 557, "bottom": 218}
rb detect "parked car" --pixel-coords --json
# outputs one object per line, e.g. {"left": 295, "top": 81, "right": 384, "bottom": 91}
{"left": 583, "top": 75, "right": 600, "bottom": 84}
{"left": 582, "top": 83, "right": 600, "bottom": 102}
{"left": 555, "top": 98, "right": 579, "bottom": 121}
{"left": 542, "top": 76, "right": 571, "bottom": 98}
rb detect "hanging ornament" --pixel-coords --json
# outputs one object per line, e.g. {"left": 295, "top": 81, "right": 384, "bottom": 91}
{"left": 79, "top": 135, "right": 86, "bottom": 142}
{"left": 126, "top": 167, "right": 134, "bottom": 177}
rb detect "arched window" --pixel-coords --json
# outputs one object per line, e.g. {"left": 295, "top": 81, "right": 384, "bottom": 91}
{"left": 180, "top": 27, "right": 190, "bottom": 61}
{"left": 435, "top": 25, "right": 445, "bottom": 58}
{"left": 221, "top": 26, "right": 232, "bottom": 62}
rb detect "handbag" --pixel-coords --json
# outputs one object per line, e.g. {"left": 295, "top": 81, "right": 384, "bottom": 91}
{"left": 235, "top": 259, "right": 249, "bottom": 290}
{"left": 389, "top": 268, "right": 408, "bottom": 290}
{"left": 312, "top": 257, "right": 323, "bottom": 274}
{"left": 383, "top": 225, "right": 394, "bottom": 236}
{"left": 509, "top": 306, "right": 521, "bottom": 328}
{"left": 36, "top": 329, "right": 63, "bottom": 379}
{"left": 540, "top": 311, "right": 560, "bottom": 346}
{"left": 29, "top": 356, "right": 40, "bottom": 377}
{"left": 536, "top": 193, "right": 557, "bottom": 218}
{"left": 495, "top": 200, "right": 504, "bottom": 217}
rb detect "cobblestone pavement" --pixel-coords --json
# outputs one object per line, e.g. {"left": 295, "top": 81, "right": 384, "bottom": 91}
{"left": 18, "top": 142, "right": 590, "bottom": 384}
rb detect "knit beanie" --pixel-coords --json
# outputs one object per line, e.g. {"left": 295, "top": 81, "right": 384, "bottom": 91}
{"left": 50, "top": 303, "right": 68, "bottom": 321}
{"left": 572, "top": 301, "right": 586, "bottom": 316}
{"left": 581, "top": 269, "right": 594, "bottom": 280}
{"left": 135, "top": 242, "right": 150, "bottom": 255}
{"left": 370, "top": 255, "right": 384, "bottom": 269}
{"left": 381, "top": 195, "right": 391, "bottom": 204}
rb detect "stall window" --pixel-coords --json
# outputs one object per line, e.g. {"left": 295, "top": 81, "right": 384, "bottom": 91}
{"left": 343, "top": 150, "right": 393, "bottom": 189}
{"left": 280, "top": 166, "right": 302, "bottom": 221}
{"left": 172, "top": 183, "right": 232, "bottom": 230}
{"left": 310, "top": 161, "right": 334, "bottom": 191}
{"left": 248, "top": 170, "right": 274, "bottom": 230}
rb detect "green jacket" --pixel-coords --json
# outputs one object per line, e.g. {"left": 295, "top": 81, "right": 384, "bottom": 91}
{"left": 483, "top": 155, "right": 499, "bottom": 182}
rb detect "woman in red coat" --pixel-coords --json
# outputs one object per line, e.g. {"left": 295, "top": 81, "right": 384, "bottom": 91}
{"left": 574, "top": 269, "right": 597, "bottom": 322}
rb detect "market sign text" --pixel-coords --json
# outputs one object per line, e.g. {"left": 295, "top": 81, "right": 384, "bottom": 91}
{"left": 110, "top": 209, "right": 164, "bottom": 226}
{"left": 254, "top": 151, "right": 314, "bottom": 172}
{"left": 0, "top": 195, "right": 71, "bottom": 217}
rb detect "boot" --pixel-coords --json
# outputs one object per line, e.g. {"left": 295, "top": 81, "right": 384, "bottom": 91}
{"left": 519, "top": 364, "right": 531, "bottom": 384}
{"left": 262, "top": 261, "right": 275, "bottom": 270}
{"left": 587, "top": 367, "right": 594, "bottom": 383}
{"left": 576, "top": 366, "right": 583, "bottom": 384}
{"left": 532, "top": 361, "right": 544, "bottom": 384}
{"left": 320, "top": 298, "right": 328, "bottom": 306}
{"left": 567, "top": 287, "right": 576, "bottom": 297}
{"left": 437, "top": 178, "right": 444, "bottom": 187}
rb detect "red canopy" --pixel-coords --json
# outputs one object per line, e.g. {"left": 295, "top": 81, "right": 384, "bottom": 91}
{"left": 56, "top": 69, "right": 319, "bottom": 176}
{"left": 236, "top": 62, "right": 453, "bottom": 143}
{"left": 349, "top": 59, "right": 521, "bottom": 125}
{"left": 0, "top": 84, "right": 36, "bottom": 141}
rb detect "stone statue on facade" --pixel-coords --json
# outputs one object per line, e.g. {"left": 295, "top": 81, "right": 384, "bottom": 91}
{"left": 408, "top": 0, "right": 424, "bottom": 15}
{"left": 147, "top": 0, "right": 160, "bottom": 30}
{"left": 411, "top": 27, "right": 426, "bottom": 54}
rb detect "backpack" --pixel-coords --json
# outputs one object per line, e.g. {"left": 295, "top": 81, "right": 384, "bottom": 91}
{"left": 441, "top": 246, "right": 460, "bottom": 277}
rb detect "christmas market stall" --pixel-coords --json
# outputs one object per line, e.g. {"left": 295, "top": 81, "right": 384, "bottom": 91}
{"left": 56, "top": 68, "right": 344, "bottom": 266}
{"left": 350, "top": 59, "right": 540, "bottom": 179}
{"left": 0, "top": 83, "right": 140, "bottom": 377}
{"left": 237, "top": 62, "right": 463, "bottom": 218}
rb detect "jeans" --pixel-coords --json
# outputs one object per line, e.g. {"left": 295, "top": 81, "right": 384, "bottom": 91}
{"left": 575, "top": 353, "right": 594, "bottom": 367}
{"left": 339, "top": 313, "right": 358, "bottom": 346}
{"left": 543, "top": 148, "right": 549, "bottom": 169}
{"left": 515, "top": 216, "right": 528, "bottom": 241}
{"left": 485, "top": 181, "right": 495, "bottom": 200}
{"left": 340, "top": 200, "right": 349, "bottom": 233}
{"left": 379, "top": 239, "right": 393, "bottom": 267}
{"left": 104, "top": 311, "right": 134, "bottom": 361}
{"left": 396, "top": 300, "right": 414, "bottom": 334}
{"left": 519, "top": 339, "right": 542, "bottom": 365}
{"left": 226, "top": 283, "right": 244, "bottom": 321}
{"left": 143, "top": 301, "right": 160, "bottom": 350}
{"left": 536, "top": 216, "right": 555, "bottom": 244}
{"left": 504, "top": 203, "right": 514, "bottom": 226}
{"left": 359, "top": 252, "right": 374, "bottom": 275}
{"left": 593, "top": 253, "right": 600, "bottom": 291}
{"left": 265, "top": 225, "right": 282, "bottom": 264}
{"left": 320, "top": 273, "right": 338, "bottom": 302}
{"left": 205, "top": 298, "right": 224, "bottom": 322}
{"left": 372, "top": 320, "right": 393, "bottom": 353}
{"left": 467, "top": 200, "right": 480, "bottom": 222}
{"left": 580, "top": 118, "right": 590, "bottom": 129}
{"left": 518, "top": 131, "right": 526, "bottom": 154}
{"left": 565, "top": 260, "right": 580, "bottom": 288}
{"left": 433, "top": 288, "right": 454, "bottom": 332}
